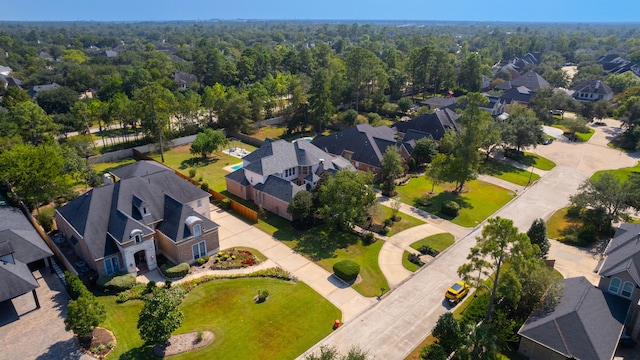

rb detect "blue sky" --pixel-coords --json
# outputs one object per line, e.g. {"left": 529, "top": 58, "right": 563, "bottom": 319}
{"left": 4, "top": 0, "right": 640, "bottom": 22}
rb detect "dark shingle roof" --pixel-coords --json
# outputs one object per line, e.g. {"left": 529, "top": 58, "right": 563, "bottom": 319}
{"left": 518, "top": 277, "right": 629, "bottom": 360}
{"left": 420, "top": 97, "right": 457, "bottom": 109}
{"left": 571, "top": 80, "right": 613, "bottom": 97}
{"left": 500, "top": 86, "right": 534, "bottom": 104}
{"left": 57, "top": 161, "right": 216, "bottom": 262}
{"left": 509, "top": 71, "right": 550, "bottom": 90}
{"left": 173, "top": 71, "right": 197, "bottom": 85}
{"left": 0, "top": 257, "right": 39, "bottom": 303}
{"left": 225, "top": 168, "right": 250, "bottom": 186}
{"left": 393, "top": 108, "right": 461, "bottom": 141}
{"left": 254, "top": 175, "right": 304, "bottom": 202}
{"left": 0, "top": 207, "right": 52, "bottom": 264}
{"left": 110, "top": 160, "right": 172, "bottom": 179}
{"left": 312, "top": 124, "right": 397, "bottom": 168}
{"left": 597, "top": 223, "right": 640, "bottom": 284}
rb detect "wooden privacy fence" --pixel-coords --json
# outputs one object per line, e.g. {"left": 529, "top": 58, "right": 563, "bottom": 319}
{"left": 131, "top": 149, "right": 258, "bottom": 223}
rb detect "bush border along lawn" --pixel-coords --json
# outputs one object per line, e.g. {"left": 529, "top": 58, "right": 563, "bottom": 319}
{"left": 395, "top": 176, "right": 515, "bottom": 227}
{"left": 402, "top": 250, "right": 422, "bottom": 272}
{"left": 98, "top": 277, "right": 340, "bottom": 360}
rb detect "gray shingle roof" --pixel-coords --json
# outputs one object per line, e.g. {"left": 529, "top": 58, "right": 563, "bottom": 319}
{"left": 509, "top": 71, "right": 550, "bottom": 90}
{"left": 0, "top": 257, "right": 39, "bottom": 303}
{"left": 518, "top": 277, "right": 629, "bottom": 360}
{"left": 242, "top": 139, "right": 344, "bottom": 176}
{"left": 597, "top": 223, "right": 640, "bottom": 284}
{"left": 57, "top": 161, "right": 216, "bottom": 262}
{"left": 312, "top": 124, "right": 398, "bottom": 168}
{"left": 571, "top": 80, "right": 613, "bottom": 97}
{"left": 0, "top": 207, "right": 52, "bottom": 264}
{"left": 110, "top": 160, "right": 172, "bottom": 179}
{"left": 393, "top": 108, "right": 461, "bottom": 141}
{"left": 254, "top": 175, "right": 304, "bottom": 202}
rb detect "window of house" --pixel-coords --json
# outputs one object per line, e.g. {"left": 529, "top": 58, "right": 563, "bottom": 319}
{"left": 104, "top": 256, "right": 120, "bottom": 275}
{"left": 621, "top": 281, "right": 634, "bottom": 298}
{"left": 134, "top": 234, "right": 142, "bottom": 244}
{"left": 142, "top": 206, "right": 148, "bottom": 215}
{"left": 192, "top": 241, "right": 206, "bottom": 260}
{"left": 609, "top": 277, "right": 621, "bottom": 294}
{"left": 193, "top": 224, "right": 202, "bottom": 238}
{"left": 197, "top": 199, "right": 202, "bottom": 207}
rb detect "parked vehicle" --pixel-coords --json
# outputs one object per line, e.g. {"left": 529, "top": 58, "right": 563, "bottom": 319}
{"left": 445, "top": 281, "right": 470, "bottom": 305}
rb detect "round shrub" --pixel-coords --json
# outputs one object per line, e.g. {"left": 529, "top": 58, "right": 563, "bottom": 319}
{"left": 200, "top": 182, "right": 209, "bottom": 192}
{"left": 188, "top": 168, "right": 197, "bottom": 178}
{"left": 97, "top": 273, "right": 136, "bottom": 292}
{"left": 220, "top": 198, "right": 231, "bottom": 210}
{"left": 441, "top": 201, "right": 460, "bottom": 217}
{"left": 161, "top": 262, "right": 190, "bottom": 278}
{"left": 333, "top": 260, "right": 360, "bottom": 282}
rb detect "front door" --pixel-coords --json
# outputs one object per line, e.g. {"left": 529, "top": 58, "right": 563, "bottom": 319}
{"left": 134, "top": 250, "right": 147, "bottom": 273}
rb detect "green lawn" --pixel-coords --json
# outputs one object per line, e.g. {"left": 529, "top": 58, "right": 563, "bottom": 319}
{"left": 576, "top": 128, "right": 595, "bottom": 142}
{"left": 92, "top": 158, "right": 137, "bottom": 175}
{"left": 402, "top": 233, "right": 455, "bottom": 272}
{"left": 546, "top": 207, "right": 581, "bottom": 240}
{"left": 402, "top": 250, "right": 421, "bottom": 272}
{"left": 371, "top": 204, "right": 425, "bottom": 236}
{"left": 409, "top": 233, "right": 455, "bottom": 253}
{"left": 149, "top": 143, "right": 257, "bottom": 192}
{"left": 98, "top": 278, "right": 340, "bottom": 360}
{"left": 480, "top": 159, "right": 541, "bottom": 186}
{"left": 395, "top": 176, "right": 515, "bottom": 227}
{"left": 504, "top": 150, "right": 556, "bottom": 171}
{"left": 591, "top": 162, "right": 640, "bottom": 182}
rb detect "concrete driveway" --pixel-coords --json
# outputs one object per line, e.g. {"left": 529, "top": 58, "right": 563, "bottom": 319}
{"left": 299, "top": 119, "right": 639, "bottom": 359}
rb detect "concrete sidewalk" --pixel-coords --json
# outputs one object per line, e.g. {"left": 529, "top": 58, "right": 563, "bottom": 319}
{"left": 210, "top": 207, "right": 376, "bottom": 323}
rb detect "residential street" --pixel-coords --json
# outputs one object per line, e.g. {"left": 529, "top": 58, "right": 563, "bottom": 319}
{"left": 298, "top": 119, "right": 639, "bottom": 359}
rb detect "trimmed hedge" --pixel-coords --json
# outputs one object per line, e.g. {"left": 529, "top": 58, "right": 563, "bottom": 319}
{"left": 333, "top": 260, "right": 360, "bottom": 282}
{"left": 65, "top": 271, "right": 90, "bottom": 300}
{"left": 97, "top": 272, "right": 136, "bottom": 292}
{"left": 441, "top": 201, "right": 460, "bottom": 217}
{"left": 161, "top": 262, "right": 190, "bottom": 279}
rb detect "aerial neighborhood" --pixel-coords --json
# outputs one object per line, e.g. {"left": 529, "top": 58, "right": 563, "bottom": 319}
{"left": 2, "top": 16, "right": 640, "bottom": 360}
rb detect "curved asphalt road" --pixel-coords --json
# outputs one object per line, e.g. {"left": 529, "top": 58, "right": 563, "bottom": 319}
{"left": 299, "top": 119, "right": 639, "bottom": 359}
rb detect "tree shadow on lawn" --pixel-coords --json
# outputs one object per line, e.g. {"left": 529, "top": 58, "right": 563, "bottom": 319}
{"left": 180, "top": 156, "right": 220, "bottom": 170}
{"left": 412, "top": 190, "right": 472, "bottom": 221}
{"left": 480, "top": 159, "right": 520, "bottom": 176}
{"left": 293, "top": 226, "right": 360, "bottom": 261}
{"left": 119, "top": 346, "right": 155, "bottom": 360}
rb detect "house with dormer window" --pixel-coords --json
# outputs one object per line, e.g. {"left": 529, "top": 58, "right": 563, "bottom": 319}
{"left": 54, "top": 161, "right": 219, "bottom": 276}
{"left": 225, "top": 139, "right": 354, "bottom": 220}
{"left": 518, "top": 223, "right": 640, "bottom": 360}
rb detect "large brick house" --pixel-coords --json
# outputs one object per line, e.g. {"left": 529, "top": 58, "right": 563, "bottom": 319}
{"left": 225, "top": 139, "right": 354, "bottom": 220}
{"left": 55, "top": 161, "right": 219, "bottom": 276}
{"left": 518, "top": 223, "right": 640, "bottom": 360}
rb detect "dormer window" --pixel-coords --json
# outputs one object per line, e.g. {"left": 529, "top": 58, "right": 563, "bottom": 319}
{"left": 193, "top": 224, "right": 202, "bottom": 238}
{"left": 142, "top": 206, "right": 148, "bottom": 215}
{"left": 130, "top": 229, "right": 143, "bottom": 244}
{"left": 185, "top": 216, "right": 203, "bottom": 238}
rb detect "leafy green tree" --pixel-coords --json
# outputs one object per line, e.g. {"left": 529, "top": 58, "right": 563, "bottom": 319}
{"left": 419, "top": 345, "right": 447, "bottom": 360}
{"left": 458, "top": 323, "right": 498, "bottom": 360}
{"left": 1, "top": 87, "right": 31, "bottom": 109}
{"left": 344, "top": 47, "right": 386, "bottom": 112}
{"left": 36, "top": 86, "right": 79, "bottom": 115}
{"left": 502, "top": 105, "right": 544, "bottom": 151}
{"left": 137, "top": 289, "right": 184, "bottom": 345}
{"left": 397, "top": 97, "right": 413, "bottom": 113}
{"left": 318, "top": 170, "right": 377, "bottom": 231}
{"left": 64, "top": 293, "right": 106, "bottom": 339}
{"left": 527, "top": 218, "right": 550, "bottom": 258}
{"left": 380, "top": 146, "right": 404, "bottom": 197}
{"left": 61, "top": 49, "right": 89, "bottom": 64}
{"left": 10, "top": 101, "right": 58, "bottom": 145}
{"left": 570, "top": 172, "right": 632, "bottom": 228}
{"left": 218, "top": 90, "right": 253, "bottom": 134}
{"left": 309, "top": 69, "right": 334, "bottom": 132}
{"left": 458, "top": 217, "right": 529, "bottom": 322}
{"left": 458, "top": 53, "right": 483, "bottom": 92}
{"left": 202, "top": 83, "right": 227, "bottom": 124}
{"left": 409, "top": 45, "right": 434, "bottom": 98}
{"left": 189, "top": 128, "right": 228, "bottom": 159}
{"left": 432, "top": 312, "right": 463, "bottom": 354}
{"left": 287, "top": 190, "right": 314, "bottom": 222}
{"left": 135, "top": 82, "right": 176, "bottom": 162}
{"left": 606, "top": 72, "right": 640, "bottom": 94}
{"left": 0, "top": 143, "right": 70, "bottom": 211}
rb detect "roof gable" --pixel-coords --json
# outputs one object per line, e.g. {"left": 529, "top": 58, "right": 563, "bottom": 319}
{"left": 519, "top": 277, "right": 629, "bottom": 360}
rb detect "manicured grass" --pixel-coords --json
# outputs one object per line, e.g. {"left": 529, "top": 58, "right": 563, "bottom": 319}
{"left": 524, "top": 152, "right": 556, "bottom": 170}
{"left": 591, "top": 162, "right": 640, "bottom": 182}
{"left": 316, "top": 238, "right": 388, "bottom": 297}
{"left": 371, "top": 204, "right": 425, "bottom": 236}
{"left": 402, "top": 250, "right": 422, "bottom": 272}
{"left": 409, "top": 233, "right": 455, "bottom": 253}
{"left": 395, "top": 176, "right": 515, "bottom": 227}
{"left": 149, "top": 143, "right": 257, "bottom": 192}
{"left": 252, "top": 126, "right": 288, "bottom": 141}
{"left": 480, "top": 159, "right": 540, "bottom": 186}
{"left": 576, "top": 128, "right": 595, "bottom": 142}
{"left": 546, "top": 207, "right": 581, "bottom": 240}
{"left": 98, "top": 278, "right": 340, "bottom": 360}
{"left": 92, "top": 157, "right": 137, "bottom": 175}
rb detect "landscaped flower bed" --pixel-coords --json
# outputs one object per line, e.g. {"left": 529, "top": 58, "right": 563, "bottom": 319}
{"left": 210, "top": 249, "right": 261, "bottom": 270}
